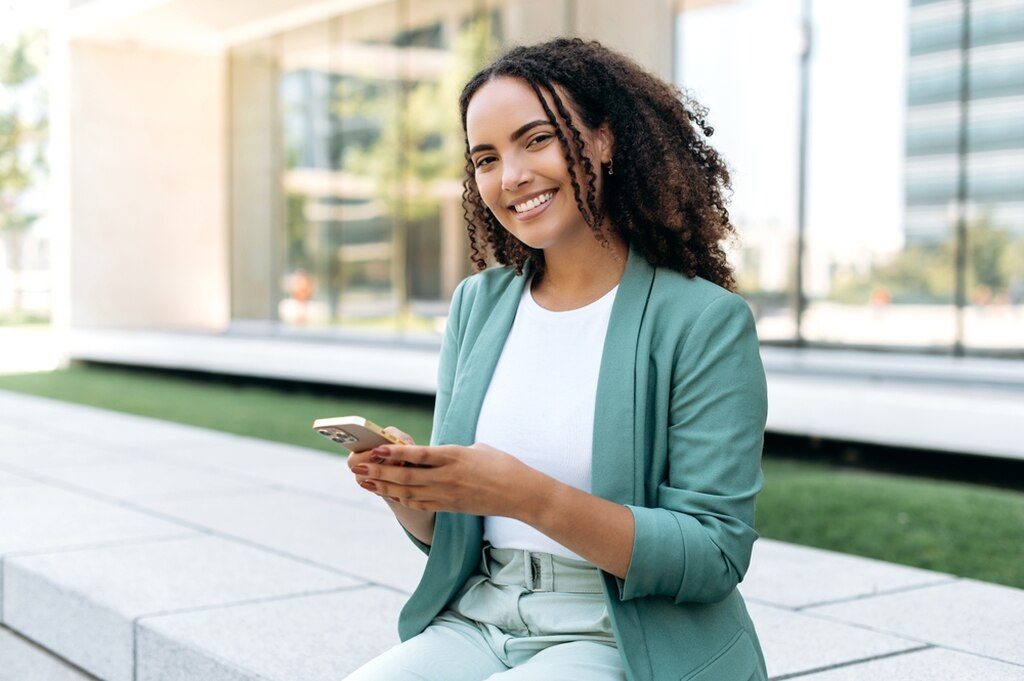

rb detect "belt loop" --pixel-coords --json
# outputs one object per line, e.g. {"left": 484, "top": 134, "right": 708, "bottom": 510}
{"left": 480, "top": 544, "right": 493, "bottom": 579}
{"left": 525, "top": 552, "right": 553, "bottom": 592}
{"left": 539, "top": 553, "right": 554, "bottom": 592}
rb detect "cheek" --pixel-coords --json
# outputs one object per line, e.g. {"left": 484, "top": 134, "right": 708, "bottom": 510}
{"left": 475, "top": 173, "right": 503, "bottom": 212}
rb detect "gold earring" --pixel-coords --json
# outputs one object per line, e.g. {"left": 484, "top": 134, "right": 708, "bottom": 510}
{"left": 607, "top": 158, "right": 614, "bottom": 176}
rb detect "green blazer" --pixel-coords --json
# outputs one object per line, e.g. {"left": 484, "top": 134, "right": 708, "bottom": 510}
{"left": 400, "top": 248, "right": 769, "bottom": 681}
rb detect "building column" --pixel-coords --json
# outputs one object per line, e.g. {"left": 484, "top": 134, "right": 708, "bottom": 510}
{"left": 229, "top": 38, "right": 283, "bottom": 323}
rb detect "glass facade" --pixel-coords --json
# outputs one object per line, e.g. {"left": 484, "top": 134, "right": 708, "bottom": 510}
{"left": 229, "top": 0, "right": 573, "bottom": 336}
{"left": 675, "top": 0, "right": 804, "bottom": 342}
{"left": 229, "top": 0, "right": 1022, "bottom": 356}
{"left": 231, "top": 2, "right": 492, "bottom": 334}
{"left": 677, "top": 0, "right": 1023, "bottom": 355}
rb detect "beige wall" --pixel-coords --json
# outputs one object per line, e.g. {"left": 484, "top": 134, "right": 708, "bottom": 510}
{"left": 501, "top": 0, "right": 675, "bottom": 81}
{"left": 575, "top": 0, "right": 675, "bottom": 81}
{"left": 69, "top": 40, "right": 229, "bottom": 330}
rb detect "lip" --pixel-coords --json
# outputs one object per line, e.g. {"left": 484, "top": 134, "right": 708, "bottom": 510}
{"left": 507, "top": 189, "right": 558, "bottom": 221}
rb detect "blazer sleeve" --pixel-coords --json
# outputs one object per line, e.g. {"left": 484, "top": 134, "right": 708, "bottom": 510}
{"left": 621, "top": 292, "right": 767, "bottom": 603}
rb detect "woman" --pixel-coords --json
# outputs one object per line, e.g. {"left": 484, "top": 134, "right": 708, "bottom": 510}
{"left": 346, "top": 37, "right": 768, "bottom": 681}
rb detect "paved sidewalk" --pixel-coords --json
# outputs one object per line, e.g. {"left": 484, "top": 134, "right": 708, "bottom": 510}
{"left": 0, "top": 389, "right": 1022, "bottom": 681}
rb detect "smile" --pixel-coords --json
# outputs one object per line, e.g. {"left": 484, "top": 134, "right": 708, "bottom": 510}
{"left": 513, "top": 191, "right": 555, "bottom": 214}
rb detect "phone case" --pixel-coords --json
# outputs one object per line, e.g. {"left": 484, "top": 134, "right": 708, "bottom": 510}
{"left": 311, "top": 415, "right": 401, "bottom": 453}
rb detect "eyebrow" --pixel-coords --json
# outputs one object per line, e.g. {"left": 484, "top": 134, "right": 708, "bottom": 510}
{"left": 468, "top": 119, "right": 551, "bottom": 155}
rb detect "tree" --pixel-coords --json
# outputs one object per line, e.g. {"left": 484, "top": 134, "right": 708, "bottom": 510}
{"left": 827, "top": 214, "right": 1023, "bottom": 306}
{"left": 0, "top": 28, "right": 48, "bottom": 321}
{"left": 967, "top": 216, "right": 1022, "bottom": 302}
{"left": 325, "top": 16, "right": 494, "bottom": 312}
{"left": 339, "top": 16, "right": 494, "bottom": 220}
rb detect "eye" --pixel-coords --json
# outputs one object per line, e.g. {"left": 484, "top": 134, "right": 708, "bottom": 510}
{"left": 527, "top": 132, "right": 554, "bottom": 147}
{"left": 474, "top": 155, "right": 497, "bottom": 170}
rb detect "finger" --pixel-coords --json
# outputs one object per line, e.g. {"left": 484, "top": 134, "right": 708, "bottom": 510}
{"left": 361, "top": 478, "right": 396, "bottom": 500}
{"left": 372, "top": 444, "right": 452, "bottom": 468}
{"left": 350, "top": 466, "right": 417, "bottom": 489}
{"left": 348, "top": 453, "right": 391, "bottom": 472}
{"left": 348, "top": 450, "right": 398, "bottom": 467}
{"left": 358, "top": 479, "right": 381, "bottom": 494}
{"left": 356, "top": 478, "right": 403, "bottom": 502}
{"left": 370, "top": 480, "right": 438, "bottom": 507}
{"left": 383, "top": 426, "right": 415, "bottom": 445}
{"left": 362, "top": 461, "right": 436, "bottom": 487}
{"left": 350, "top": 461, "right": 377, "bottom": 486}
{"left": 347, "top": 451, "right": 375, "bottom": 468}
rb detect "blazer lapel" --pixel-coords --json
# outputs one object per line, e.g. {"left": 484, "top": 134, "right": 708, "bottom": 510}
{"left": 592, "top": 249, "right": 654, "bottom": 505}
{"left": 438, "top": 264, "right": 531, "bottom": 446}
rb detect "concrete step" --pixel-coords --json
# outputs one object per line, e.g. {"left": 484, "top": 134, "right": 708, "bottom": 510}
{"left": 0, "top": 626, "right": 97, "bottom": 681}
{"left": 1, "top": 390, "right": 1022, "bottom": 680}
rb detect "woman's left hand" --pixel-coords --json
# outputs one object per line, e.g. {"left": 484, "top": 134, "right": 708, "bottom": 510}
{"left": 350, "top": 442, "right": 536, "bottom": 517}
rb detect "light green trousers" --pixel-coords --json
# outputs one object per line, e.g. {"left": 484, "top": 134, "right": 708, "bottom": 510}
{"left": 344, "top": 547, "right": 626, "bottom": 681}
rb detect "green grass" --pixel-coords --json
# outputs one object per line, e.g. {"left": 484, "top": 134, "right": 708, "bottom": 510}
{"left": 0, "top": 364, "right": 435, "bottom": 454}
{"left": 0, "top": 314, "right": 50, "bottom": 327}
{"left": 1, "top": 363, "right": 1022, "bottom": 588}
{"left": 757, "top": 458, "right": 1024, "bottom": 587}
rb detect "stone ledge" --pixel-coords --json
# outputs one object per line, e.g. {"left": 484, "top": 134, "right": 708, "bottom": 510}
{"left": 1, "top": 391, "right": 1022, "bottom": 680}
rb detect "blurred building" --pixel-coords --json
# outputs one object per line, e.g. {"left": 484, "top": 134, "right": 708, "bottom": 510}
{"left": 51, "top": 0, "right": 674, "bottom": 335}
{"left": 905, "top": 0, "right": 1024, "bottom": 245}
{"left": 49, "top": 0, "right": 1024, "bottom": 458}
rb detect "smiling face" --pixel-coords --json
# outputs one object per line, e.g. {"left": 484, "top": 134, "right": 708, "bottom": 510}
{"left": 465, "top": 76, "right": 612, "bottom": 257}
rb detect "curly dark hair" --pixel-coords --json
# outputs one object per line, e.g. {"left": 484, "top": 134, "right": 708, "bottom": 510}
{"left": 458, "top": 37, "right": 737, "bottom": 291}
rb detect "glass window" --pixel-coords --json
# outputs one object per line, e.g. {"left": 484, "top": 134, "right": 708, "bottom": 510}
{"left": 910, "top": 16, "right": 961, "bottom": 56}
{"left": 675, "top": 0, "right": 803, "bottom": 342}
{"left": 678, "top": 0, "right": 1022, "bottom": 356}
{"left": 227, "top": 0, "right": 1022, "bottom": 355}
{"left": 799, "top": 0, "right": 957, "bottom": 349}
{"left": 963, "top": 6, "right": 1024, "bottom": 352}
{"left": 251, "top": 1, "right": 499, "bottom": 334}
{"left": 908, "top": 61, "right": 961, "bottom": 107}
{"left": 973, "top": 4, "right": 1024, "bottom": 49}
{"left": 231, "top": 0, "right": 577, "bottom": 336}
{"left": 277, "top": 19, "right": 338, "bottom": 329}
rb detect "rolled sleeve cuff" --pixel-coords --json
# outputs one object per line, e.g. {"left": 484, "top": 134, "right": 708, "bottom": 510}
{"left": 619, "top": 505, "right": 686, "bottom": 601}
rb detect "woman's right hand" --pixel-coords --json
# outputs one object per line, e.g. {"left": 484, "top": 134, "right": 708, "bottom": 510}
{"left": 348, "top": 427, "right": 412, "bottom": 494}
{"left": 346, "top": 426, "right": 436, "bottom": 545}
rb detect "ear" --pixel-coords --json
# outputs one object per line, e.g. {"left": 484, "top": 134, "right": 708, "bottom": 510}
{"left": 595, "top": 122, "right": 615, "bottom": 165}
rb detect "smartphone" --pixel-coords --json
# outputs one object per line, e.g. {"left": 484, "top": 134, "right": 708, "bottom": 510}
{"left": 312, "top": 415, "right": 402, "bottom": 453}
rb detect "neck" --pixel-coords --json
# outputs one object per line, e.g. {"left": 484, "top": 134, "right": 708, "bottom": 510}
{"left": 532, "top": 233, "right": 628, "bottom": 311}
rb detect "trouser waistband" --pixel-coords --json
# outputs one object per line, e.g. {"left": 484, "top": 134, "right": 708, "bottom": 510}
{"left": 482, "top": 546, "right": 606, "bottom": 594}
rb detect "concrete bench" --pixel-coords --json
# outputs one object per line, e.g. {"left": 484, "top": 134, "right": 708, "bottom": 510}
{"left": 1, "top": 391, "right": 1022, "bottom": 680}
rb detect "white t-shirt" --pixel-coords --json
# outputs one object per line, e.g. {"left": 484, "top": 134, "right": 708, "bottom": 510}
{"left": 475, "top": 279, "right": 617, "bottom": 561}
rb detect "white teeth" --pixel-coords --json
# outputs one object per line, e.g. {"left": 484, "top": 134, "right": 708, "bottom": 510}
{"left": 514, "top": 192, "right": 553, "bottom": 214}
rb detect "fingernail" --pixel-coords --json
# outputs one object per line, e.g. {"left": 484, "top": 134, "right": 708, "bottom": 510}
{"left": 388, "top": 496, "right": 400, "bottom": 502}
{"left": 359, "top": 480, "right": 377, "bottom": 491}
{"left": 372, "top": 447, "right": 390, "bottom": 457}
{"left": 350, "top": 464, "right": 369, "bottom": 475}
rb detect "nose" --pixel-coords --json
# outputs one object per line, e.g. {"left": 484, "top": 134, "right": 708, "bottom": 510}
{"left": 501, "top": 155, "right": 532, "bottom": 193}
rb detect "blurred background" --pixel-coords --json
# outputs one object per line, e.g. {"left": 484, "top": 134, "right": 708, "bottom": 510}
{"left": 1, "top": 0, "right": 1022, "bottom": 435}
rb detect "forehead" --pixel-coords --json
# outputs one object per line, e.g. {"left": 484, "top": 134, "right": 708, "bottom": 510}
{"left": 465, "top": 76, "right": 554, "bottom": 143}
